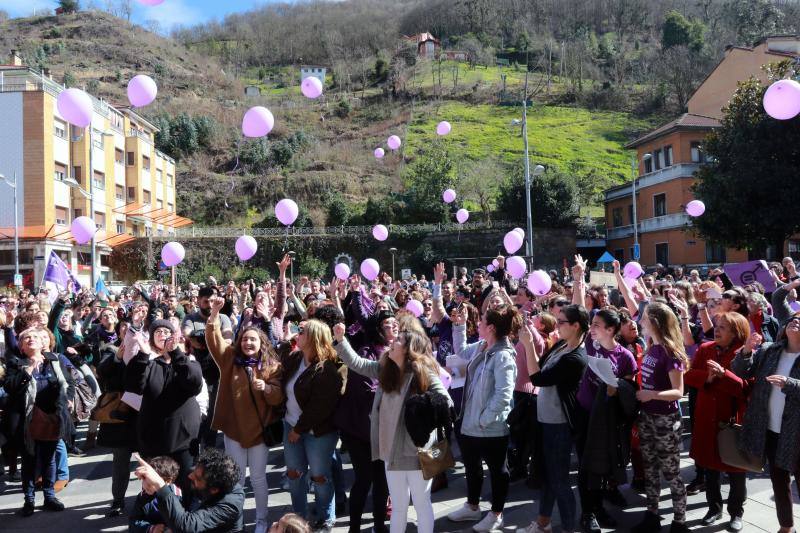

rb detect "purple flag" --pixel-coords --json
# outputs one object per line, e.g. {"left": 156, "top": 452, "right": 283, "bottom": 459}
{"left": 43, "top": 250, "right": 81, "bottom": 292}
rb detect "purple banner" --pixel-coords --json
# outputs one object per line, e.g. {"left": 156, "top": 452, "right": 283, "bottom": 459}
{"left": 723, "top": 260, "right": 776, "bottom": 292}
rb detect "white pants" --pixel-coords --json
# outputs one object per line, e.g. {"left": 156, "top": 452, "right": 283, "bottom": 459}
{"left": 224, "top": 435, "right": 270, "bottom": 533}
{"left": 385, "top": 467, "right": 434, "bottom": 533}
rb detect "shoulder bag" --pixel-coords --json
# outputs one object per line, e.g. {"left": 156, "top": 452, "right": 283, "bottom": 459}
{"left": 417, "top": 426, "right": 455, "bottom": 480}
{"left": 717, "top": 397, "right": 764, "bottom": 473}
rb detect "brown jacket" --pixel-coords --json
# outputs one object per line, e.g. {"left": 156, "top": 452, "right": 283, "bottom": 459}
{"left": 281, "top": 350, "right": 345, "bottom": 436}
{"left": 206, "top": 317, "right": 284, "bottom": 448}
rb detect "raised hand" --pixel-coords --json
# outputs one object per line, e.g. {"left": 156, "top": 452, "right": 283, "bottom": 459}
{"left": 277, "top": 254, "right": 292, "bottom": 275}
{"left": 333, "top": 322, "right": 346, "bottom": 343}
{"left": 209, "top": 295, "right": 226, "bottom": 313}
{"left": 434, "top": 262, "right": 446, "bottom": 285}
{"left": 452, "top": 306, "right": 468, "bottom": 326}
{"left": 612, "top": 260, "right": 621, "bottom": 274}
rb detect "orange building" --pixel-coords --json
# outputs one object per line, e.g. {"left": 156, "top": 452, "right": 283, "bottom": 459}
{"left": 604, "top": 35, "right": 800, "bottom": 268}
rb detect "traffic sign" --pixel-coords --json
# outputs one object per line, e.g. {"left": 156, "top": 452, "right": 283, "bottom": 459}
{"left": 633, "top": 243, "right": 640, "bottom": 261}
{"left": 13, "top": 274, "right": 23, "bottom": 287}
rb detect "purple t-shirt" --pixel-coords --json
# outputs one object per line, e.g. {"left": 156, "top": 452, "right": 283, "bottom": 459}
{"left": 640, "top": 344, "right": 685, "bottom": 415}
{"left": 577, "top": 339, "right": 638, "bottom": 411}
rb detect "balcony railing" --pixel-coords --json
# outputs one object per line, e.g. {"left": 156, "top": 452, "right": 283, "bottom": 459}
{"left": 607, "top": 213, "right": 692, "bottom": 240}
{"left": 607, "top": 224, "right": 634, "bottom": 241}
{"left": 605, "top": 163, "right": 702, "bottom": 201}
{"left": 128, "top": 129, "right": 153, "bottom": 145}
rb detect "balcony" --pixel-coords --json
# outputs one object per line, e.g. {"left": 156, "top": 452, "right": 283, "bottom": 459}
{"left": 127, "top": 129, "right": 153, "bottom": 145}
{"left": 607, "top": 224, "right": 634, "bottom": 241}
{"left": 605, "top": 163, "right": 702, "bottom": 201}
{"left": 639, "top": 212, "right": 691, "bottom": 232}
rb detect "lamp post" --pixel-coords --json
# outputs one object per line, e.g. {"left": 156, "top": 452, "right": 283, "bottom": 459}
{"left": 0, "top": 173, "right": 19, "bottom": 285}
{"left": 389, "top": 247, "right": 397, "bottom": 280}
{"left": 519, "top": 63, "right": 545, "bottom": 266}
{"left": 631, "top": 153, "right": 651, "bottom": 260}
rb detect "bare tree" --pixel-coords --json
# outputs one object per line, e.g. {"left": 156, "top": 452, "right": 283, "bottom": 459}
{"left": 458, "top": 157, "right": 505, "bottom": 223}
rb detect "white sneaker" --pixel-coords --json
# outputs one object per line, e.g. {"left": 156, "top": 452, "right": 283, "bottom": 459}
{"left": 447, "top": 503, "right": 482, "bottom": 522}
{"left": 473, "top": 512, "right": 503, "bottom": 532}
{"left": 523, "top": 521, "right": 552, "bottom": 533}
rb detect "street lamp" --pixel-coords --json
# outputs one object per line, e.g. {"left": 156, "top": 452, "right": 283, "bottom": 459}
{"left": 389, "top": 247, "right": 397, "bottom": 280}
{"left": 631, "top": 153, "right": 651, "bottom": 261}
{"left": 0, "top": 173, "right": 19, "bottom": 285}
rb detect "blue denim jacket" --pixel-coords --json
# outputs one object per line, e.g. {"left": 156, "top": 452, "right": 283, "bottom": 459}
{"left": 452, "top": 324, "right": 516, "bottom": 437}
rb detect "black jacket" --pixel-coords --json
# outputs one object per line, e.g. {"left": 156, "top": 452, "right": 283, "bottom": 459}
{"left": 96, "top": 352, "right": 138, "bottom": 449}
{"left": 529, "top": 340, "right": 588, "bottom": 433}
{"left": 156, "top": 483, "right": 244, "bottom": 533}
{"left": 280, "top": 350, "right": 344, "bottom": 436}
{"left": 125, "top": 348, "right": 203, "bottom": 456}
{"left": 404, "top": 388, "right": 453, "bottom": 447}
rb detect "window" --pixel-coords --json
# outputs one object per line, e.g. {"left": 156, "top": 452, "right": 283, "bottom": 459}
{"left": 110, "top": 111, "right": 123, "bottom": 131}
{"left": 167, "top": 174, "right": 174, "bottom": 186}
{"left": 54, "top": 162, "right": 66, "bottom": 182}
{"left": 143, "top": 190, "right": 151, "bottom": 204}
{"left": 127, "top": 152, "right": 135, "bottom": 166}
{"left": 93, "top": 171, "right": 105, "bottom": 190}
{"left": 612, "top": 207, "right": 623, "bottom": 227}
{"left": 116, "top": 222, "right": 125, "bottom": 234}
{"left": 94, "top": 211, "right": 105, "bottom": 230}
{"left": 690, "top": 142, "right": 706, "bottom": 163}
{"left": 74, "top": 208, "right": 82, "bottom": 219}
{"left": 127, "top": 187, "right": 136, "bottom": 201}
{"left": 628, "top": 204, "right": 634, "bottom": 225}
{"left": 655, "top": 243, "right": 669, "bottom": 266}
{"left": 115, "top": 148, "right": 124, "bottom": 165}
{"left": 664, "top": 145, "right": 673, "bottom": 167}
{"left": 157, "top": 170, "right": 163, "bottom": 183}
{"left": 157, "top": 199, "right": 163, "bottom": 209}
{"left": 643, "top": 155, "right": 652, "bottom": 174}
{"left": 653, "top": 149, "right": 662, "bottom": 170}
{"left": 73, "top": 166, "right": 82, "bottom": 184}
{"left": 0, "top": 249, "right": 33, "bottom": 264}
{"left": 614, "top": 249, "right": 624, "bottom": 261}
{"left": 167, "top": 202, "right": 174, "bottom": 213}
{"left": 705, "top": 242, "right": 727, "bottom": 263}
{"left": 115, "top": 185, "right": 124, "bottom": 201}
{"left": 653, "top": 193, "right": 667, "bottom": 217}
{"left": 92, "top": 131, "right": 104, "bottom": 149}
{"left": 100, "top": 254, "right": 111, "bottom": 267}
{"left": 55, "top": 206, "right": 68, "bottom": 226}
{"left": 142, "top": 156, "right": 150, "bottom": 171}
{"left": 54, "top": 120, "right": 67, "bottom": 139}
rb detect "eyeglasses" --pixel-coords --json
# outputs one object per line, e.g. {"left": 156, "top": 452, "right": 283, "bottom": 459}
{"left": 552, "top": 300, "right": 569, "bottom": 307}
{"left": 557, "top": 319, "right": 571, "bottom": 325}
{"left": 722, "top": 293, "right": 733, "bottom": 300}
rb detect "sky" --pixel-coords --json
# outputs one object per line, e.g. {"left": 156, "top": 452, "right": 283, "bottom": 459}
{"left": 4, "top": 0, "right": 273, "bottom": 30}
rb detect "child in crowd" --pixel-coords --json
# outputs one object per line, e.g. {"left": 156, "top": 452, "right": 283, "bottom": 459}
{"left": 129, "top": 456, "right": 182, "bottom": 533}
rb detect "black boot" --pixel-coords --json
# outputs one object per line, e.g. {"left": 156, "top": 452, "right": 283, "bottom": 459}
{"left": 632, "top": 511, "right": 662, "bottom": 533}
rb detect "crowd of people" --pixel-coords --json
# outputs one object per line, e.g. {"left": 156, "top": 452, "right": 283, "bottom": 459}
{"left": 1, "top": 251, "right": 800, "bottom": 533}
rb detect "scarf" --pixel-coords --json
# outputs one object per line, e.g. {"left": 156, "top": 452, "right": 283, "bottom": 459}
{"left": 234, "top": 355, "right": 261, "bottom": 370}
{"left": 97, "top": 327, "right": 118, "bottom": 345}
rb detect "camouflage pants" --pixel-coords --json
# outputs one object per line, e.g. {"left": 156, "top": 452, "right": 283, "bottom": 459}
{"left": 637, "top": 410, "right": 687, "bottom": 522}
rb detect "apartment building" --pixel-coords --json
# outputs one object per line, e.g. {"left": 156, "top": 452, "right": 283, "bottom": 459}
{"left": 604, "top": 35, "right": 800, "bottom": 267}
{"left": 0, "top": 51, "right": 191, "bottom": 287}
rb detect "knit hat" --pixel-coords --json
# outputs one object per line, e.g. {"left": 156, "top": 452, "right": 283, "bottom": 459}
{"left": 148, "top": 319, "right": 176, "bottom": 338}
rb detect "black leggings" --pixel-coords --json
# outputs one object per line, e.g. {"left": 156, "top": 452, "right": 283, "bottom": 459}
{"left": 457, "top": 432, "right": 510, "bottom": 513}
{"left": 340, "top": 432, "right": 388, "bottom": 533}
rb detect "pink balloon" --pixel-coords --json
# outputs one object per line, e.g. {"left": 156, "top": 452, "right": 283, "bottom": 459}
{"left": 138, "top": 0, "right": 165, "bottom": 5}
{"left": 127, "top": 75, "right": 157, "bottom": 107}
{"left": 438, "top": 366, "right": 452, "bottom": 389}
{"left": 235, "top": 235, "right": 257, "bottom": 261}
{"left": 335, "top": 263, "right": 351, "bottom": 280}
{"left": 387, "top": 135, "right": 402, "bottom": 150}
{"left": 487, "top": 264, "right": 495, "bottom": 273}
{"left": 527, "top": 270, "right": 552, "bottom": 296}
{"left": 57, "top": 88, "right": 93, "bottom": 128}
{"left": 492, "top": 259, "right": 499, "bottom": 268}
{"left": 623, "top": 261, "right": 644, "bottom": 279}
{"left": 763, "top": 79, "right": 800, "bottom": 120}
{"left": 372, "top": 224, "right": 389, "bottom": 241}
{"left": 242, "top": 106, "right": 274, "bottom": 138}
{"left": 161, "top": 242, "right": 185, "bottom": 267}
{"left": 506, "top": 256, "right": 527, "bottom": 279}
{"left": 301, "top": 76, "right": 323, "bottom": 99}
{"left": 790, "top": 301, "right": 800, "bottom": 313}
{"left": 70, "top": 216, "right": 96, "bottom": 245}
{"left": 360, "top": 258, "right": 380, "bottom": 281}
{"left": 442, "top": 189, "right": 456, "bottom": 203}
{"left": 456, "top": 209, "right": 469, "bottom": 224}
{"left": 503, "top": 230, "right": 524, "bottom": 254}
{"left": 436, "top": 121, "right": 451, "bottom": 136}
{"left": 406, "top": 299, "right": 424, "bottom": 318}
{"left": 374, "top": 147, "right": 385, "bottom": 159}
{"left": 513, "top": 227, "right": 525, "bottom": 238}
{"left": 275, "top": 199, "right": 299, "bottom": 226}
{"left": 686, "top": 200, "right": 706, "bottom": 217}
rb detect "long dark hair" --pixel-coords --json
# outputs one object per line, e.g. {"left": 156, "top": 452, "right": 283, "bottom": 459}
{"left": 378, "top": 330, "right": 439, "bottom": 394}
{"left": 235, "top": 326, "right": 280, "bottom": 378}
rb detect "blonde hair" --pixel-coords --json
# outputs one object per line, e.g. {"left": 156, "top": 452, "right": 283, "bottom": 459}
{"left": 302, "top": 319, "right": 337, "bottom": 364}
{"left": 645, "top": 302, "right": 689, "bottom": 369}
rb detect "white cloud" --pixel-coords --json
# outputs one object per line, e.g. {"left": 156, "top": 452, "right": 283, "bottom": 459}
{"left": 134, "top": 0, "right": 205, "bottom": 31}
{"left": 3, "top": 0, "right": 58, "bottom": 17}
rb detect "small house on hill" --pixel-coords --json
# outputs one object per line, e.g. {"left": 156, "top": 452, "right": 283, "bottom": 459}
{"left": 403, "top": 33, "right": 441, "bottom": 59}
{"left": 300, "top": 65, "right": 327, "bottom": 84}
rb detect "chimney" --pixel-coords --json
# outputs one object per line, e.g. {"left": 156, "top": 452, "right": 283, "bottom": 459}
{"left": 9, "top": 50, "right": 23, "bottom": 66}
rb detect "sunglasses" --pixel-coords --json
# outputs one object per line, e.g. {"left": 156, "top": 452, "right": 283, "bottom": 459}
{"left": 722, "top": 293, "right": 733, "bottom": 300}
{"left": 552, "top": 300, "right": 569, "bottom": 307}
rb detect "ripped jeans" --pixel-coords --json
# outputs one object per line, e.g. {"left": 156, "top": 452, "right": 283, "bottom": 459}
{"left": 282, "top": 421, "right": 338, "bottom": 525}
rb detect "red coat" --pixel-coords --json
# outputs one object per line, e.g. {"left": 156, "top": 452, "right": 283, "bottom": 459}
{"left": 684, "top": 341, "right": 747, "bottom": 472}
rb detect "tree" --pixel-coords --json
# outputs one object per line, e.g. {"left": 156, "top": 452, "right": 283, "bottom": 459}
{"left": 662, "top": 10, "right": 705, "bottom": 53}
{"left": 58, "top": 0, "right": 80, "bottom": 13}
{"left": 497, "top": 165, "right": 579, "bottom": 228}
{"left": 404, "top": 140, "right": 455, "bottom": 223}
{"left": 325, "top": 192, "right": 354, "bottom": 226}
{"left": 726, "top": 0, "right": 784, "bottom": 47}
{"left": 458, "top": 157, "right": 504, "bottom": 223}
{"left": 691, "top": 70, "right": 800, "bottom": 255}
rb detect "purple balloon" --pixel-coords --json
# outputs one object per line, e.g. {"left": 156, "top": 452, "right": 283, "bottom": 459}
{"left": 513, "top": 227, "right": 525, "bottom": 237}
{"left": 527, "top": 270, "right": 552, "bottom": 296}
{"left": 138, "top": 0, "right": 165, "bottom": 5}
{"left": 487, "top": 264, "right": 495, "bottom": 273}
{"left": 503, "top": 230, "right": 524, "bottom": 254}
{"left": 71, "top": 216, "right": 96, "bottom": 245}
{"left": 791, "top": 301, "right": 800, "bottom": 313}
{"left": 374, "top": 147, "right": 385, "bottom": 159}
{"left": 492, "top": 259, "right": 499, "bottom": 268}
{"left": 406, "top": 299, "right": 424, "bottom": 318}
{"left": 235, "top": 235, "right": 258, "bottom": 261}
{"left": 275, "top": 199, "right": 299, "bottom": 226}
{"left": 372, "top": 224, "right": 389, "bottom": 241}
{"left": 623, "top": 261, "right": 644, "bottom": 279}
{"left": 242, "top": 106, "right": 274, "bottom": 138}
{"left": 442, "top": 189, "right": 456, "bottom": 203}
{"left": 360, "top": 258, "right": 380, "bottom": 281}
{"left": 456, "top": 209, "right": 469, "bottom": 224}
{"left": 763, "top": 79, "right": 800, "bottom": 120}
{"left": 334, "top": 263, "right": 351, "bottom": 280}
{"left": 57, "top": 88, "right": 93, "bottom": 128}
{"left": 686, "top": 200, "right": 706, "bottom": 217}
{"left": 506, "top": 256, "right": 527, "bottom": 279}
{"left": 436, "top": 121, "right": 452, "bottom": 136}
{"left": 387, "top": 135, "right": 402, "bottom": 151}
{"left": 301, "top": 76, "right": 323, "bottom": 99}
{"left": 127, "top": 75, "right": 158, "bottom": 107}
{"left": 161, "top": 241, "right": 185, "bottom": 267}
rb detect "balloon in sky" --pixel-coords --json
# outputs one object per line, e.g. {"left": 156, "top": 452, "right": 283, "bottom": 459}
{"left": 685, "top": 200, "right": 706, "bottom": 217}
{"left": 623, "top": 261, "right": 644, "bottom": 280}
{"left": 275, "top": 199, "right": 299, "bottom": 226}
{"left": 436, "top": 121, "right": 451, "bottom": 135}
{"left": 406, "top": 299, "right": 424, "bottom": 318}
{"left": 334, "top": 263, "right": 351, "bottom": 281}
{"left": 242, "top": 106, "right": 274, "bottom": 138}
{"left": 57, "top": 88, "right": 93, "bottom": 128}
{"left": 506, "top": 256, "right": 527, "bottom": 279}
{"left": 161, "top": 242, "right": 185, "bottom": 267}
{"left": 503, "top": 230, "right": 524, "bottom": 255}
{"left": 70, "top": 216, "right": 96, "bottom": 245}
{"left": 763, "top": 79, "right": 800, "bottom": 120}
{"left": 456, "top": 209, "right": 469, "bottom": 224}
{"left": 301, "top": 76, "right": 323, "bottom": 99}
{"left": 127, "top": 75, "right": 158, "bottom": 107}
{"left": 360, "top": 258, "right": 380, "bottom": 281}
{"left": 138, "top": 0, "right": 165, "bottom": 5}
{"left": 527, "top": 270, "right": 552, "bottom": 296}
{"left": 372, "top": 224, "right": 389, "bottom": 241}
{"left": 387, "top": 135, "right": 402, "bottom": 150}
{"left": 235, "top": 235, "right": 258, "bottom": 261}
{"left": 374, "top": 147, "right": 385, "bottom": 159}
{"left": 442, "top": 189, "right": 456, "bottom": 203}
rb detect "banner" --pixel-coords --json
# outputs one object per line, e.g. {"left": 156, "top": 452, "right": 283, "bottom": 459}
{"left": 723, "top": 260, "right": 776, "bottom": 292}
{"left": 42, "top": 251, "right": 81, "bottom": 292}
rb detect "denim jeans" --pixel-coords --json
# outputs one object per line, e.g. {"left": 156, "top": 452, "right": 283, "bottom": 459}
{"left": 22, "top": 440, "right": 58, "bottom": 503}
{"left": 55, "top": 439, "right": 69, "bottom": 481}
{"left": 539, "top": 422, "right": 576, "bottom": 531}
{"left": 283, "top": 421, "right": 338, "bottom": 524}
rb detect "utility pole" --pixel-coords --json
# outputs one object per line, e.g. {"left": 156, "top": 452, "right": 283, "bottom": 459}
{"left": 522, "top": 51, "right": 534, "bottom": 264}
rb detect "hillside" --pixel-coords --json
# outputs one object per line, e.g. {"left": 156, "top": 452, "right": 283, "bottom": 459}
{"left": 0, "top": 9, "right": 663, "bottom": 226}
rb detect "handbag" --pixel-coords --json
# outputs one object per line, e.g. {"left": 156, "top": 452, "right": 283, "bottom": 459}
{"left": 717, "top": 396, "right": 764, "bottom": 473}
{"left": 90, "top": 391, "right": 127, "bottom": 424}
{"left": 245, "top": 368, "right": 283, "bottom": 448}
{"left": 417, "top": 427, "right": 455, "bottom": 480}
{"left": 29, "top": 406, "right": 61, "bottom": 441}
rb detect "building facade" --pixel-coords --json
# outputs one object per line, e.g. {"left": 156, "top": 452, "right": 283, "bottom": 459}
{"left": 0, "top": 52, "right": 190, "bottom": 287}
